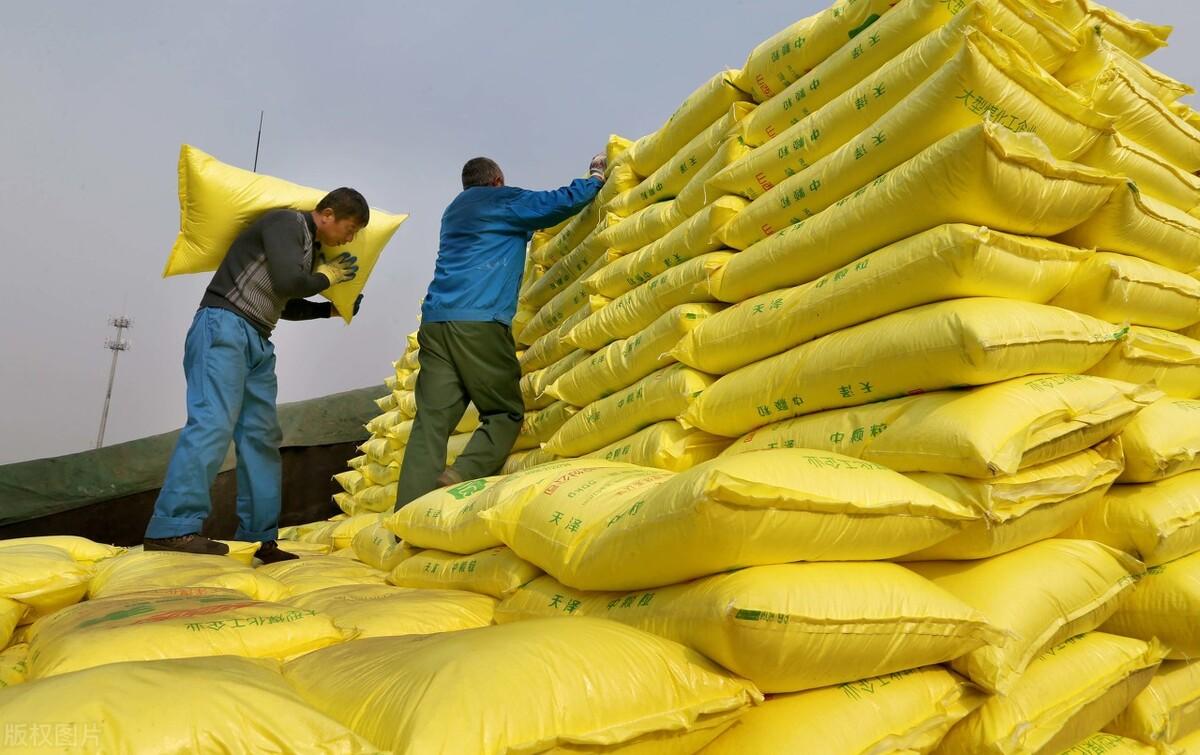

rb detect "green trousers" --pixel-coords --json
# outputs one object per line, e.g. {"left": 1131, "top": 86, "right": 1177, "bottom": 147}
{"left": 394, "top": 321, "right": 524, "bottom": 508}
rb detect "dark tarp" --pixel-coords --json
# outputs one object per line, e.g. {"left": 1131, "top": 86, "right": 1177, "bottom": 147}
{"left": 0, "top": 385, "right": 383, "bottom": 527}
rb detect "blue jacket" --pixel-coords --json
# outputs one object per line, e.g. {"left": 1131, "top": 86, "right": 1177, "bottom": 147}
{"left": 421, "top": 177, "right": 604, "bottom": 326}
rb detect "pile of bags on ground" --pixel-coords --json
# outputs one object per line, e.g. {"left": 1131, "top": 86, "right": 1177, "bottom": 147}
{"left": 6, "top": 0, "right": 1200, "bottom": 751}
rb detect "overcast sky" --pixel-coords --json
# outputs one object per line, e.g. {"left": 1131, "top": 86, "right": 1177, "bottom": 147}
{"left": 0, "top": 1, "right": 1195, "bottom": 464}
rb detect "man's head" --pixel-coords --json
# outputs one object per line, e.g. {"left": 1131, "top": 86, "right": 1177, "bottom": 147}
{"left": 312, "top": 187, "right": 369, "bottom": 247}
{"left": 462, "top": 157, "right": 504, "bottom": 189}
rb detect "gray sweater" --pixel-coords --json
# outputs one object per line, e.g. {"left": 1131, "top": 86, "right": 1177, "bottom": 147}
{"left": 200, "top": 209, "right": 333, "bottom": 336}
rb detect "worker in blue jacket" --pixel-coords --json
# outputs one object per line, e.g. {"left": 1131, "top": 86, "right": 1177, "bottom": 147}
{"left": 394, "top": 154, "right": 606, "bottom": 507}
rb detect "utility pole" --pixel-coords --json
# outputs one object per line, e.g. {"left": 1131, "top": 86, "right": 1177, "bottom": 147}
{"left": 96, "top": 316, "right": 133, "bottom": 449}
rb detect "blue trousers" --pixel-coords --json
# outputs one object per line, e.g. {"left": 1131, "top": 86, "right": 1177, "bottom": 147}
{"left": 145, "top": 307, "right": 282, "bottom": 542}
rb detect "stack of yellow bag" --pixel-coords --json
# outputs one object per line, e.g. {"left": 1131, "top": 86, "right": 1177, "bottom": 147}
{"left": 347, "top": 0, "right": 1200, "bottom": 751}
{"left": 26, "top": 0, "right": 1193, "bottom": 751}
{"left": 332, "top": 331, "right": 482, "bottom": 516}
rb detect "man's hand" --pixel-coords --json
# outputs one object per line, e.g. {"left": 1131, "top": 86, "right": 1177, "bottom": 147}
{"left": 332, "top": 294, "right": 364, "bottom": 319}
{"left": 589, "top": 153, "right": 607, "bottom": 180}
{"left": 317, "top": 252, "right": 359, "bottom": 287}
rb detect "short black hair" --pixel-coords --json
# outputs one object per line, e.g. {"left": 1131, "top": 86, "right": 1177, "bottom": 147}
{"left": 462, "top": 157, "right": 502, "bottom": 189}
{"left": 316, "top": 187, "right": 370, "bottom": 226}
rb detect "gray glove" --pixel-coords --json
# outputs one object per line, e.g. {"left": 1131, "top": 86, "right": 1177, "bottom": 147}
{"left": 589, "top": 153, "right": 607, "bottom": 180}
{"left": 317, "top": 252, "right": 359, "bottom": 287}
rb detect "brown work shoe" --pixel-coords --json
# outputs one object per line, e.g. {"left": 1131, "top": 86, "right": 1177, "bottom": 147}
{"left": 143, "top": 534, "right": 229, "bottom": 556}
{"left": 256, "top": 540, "right": 299, "bottom": 564}
{"left": 436, "top": 467, "right": 465, "bottom": 488}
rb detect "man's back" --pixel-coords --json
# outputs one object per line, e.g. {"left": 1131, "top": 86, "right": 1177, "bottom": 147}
{"left": 422, "top": 178, "right": 602, "bottom": 327}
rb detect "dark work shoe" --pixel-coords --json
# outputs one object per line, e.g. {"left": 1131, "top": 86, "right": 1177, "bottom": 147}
{"left": 436, "top": 467, "right": 465, "bottom": 488}
{"left": 256, "top": 541, "right": 299, "bottom": 564}
{"left": 143, "top": 534, "right": 230, "bottom": 556}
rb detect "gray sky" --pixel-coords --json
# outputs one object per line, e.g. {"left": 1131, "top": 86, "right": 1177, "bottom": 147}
{"left": 0, "top": 1, "right": 1195, "bottom": 465}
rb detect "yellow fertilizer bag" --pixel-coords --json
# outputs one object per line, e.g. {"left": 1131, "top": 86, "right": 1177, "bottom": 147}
{"left": 1058, "top": 184, "right": 1200, "bottom": 277}
{"left": 599, "top": 200, "right": 685, "bottom": 254}
{"left": 88, "top": 550, "right": 289, "bottom": 602}
{"left": 549, "top": 303, "right": 723, "bottom": 407}
{"left": 1075, "top": 68, "right": 1200, "bottom": 173}
{"left": 385, "top": 475, "right": 506, "bottom": 553}
{"left": 216, "top": 540, "right": 261, "bottom": 566}
{"left": 709, "top": 124, "right": 1117, "bottom": 303}
{"left": 388, "top": 546, "right": 541, "bottom": 599}
{"left": 701, "top": 666, "right": 987, "bottom": 755}
{"left": 934, "top": 632, "right": 1164, "bottom": 755}
{"left": 1051, "top": 252, "right": 1200, "bottom": 331}
{"left": 586, "top": 196, "right": 747, "bottom": 299}
{"left": 1174, "top": 99, "right": 1200, "bottom": 127}
{"left": 359, "top": 461, "right": 400, "bottom": 486}
{"left": 905, "top": 539, "right": 1144, "bottom": 694}
{"left": 1078, "top": 131, "right": 1200, "bottom": 217}
{"left": 258, "top": 554, "right": 388, "bottom": 597}
{"left": 519, "top": 400, "right": 577, "bottom": 447}
{"left": 521, "top": 349, "right": 590, "bottom": 411}
{"left": 741, "top": 0, "right": 1080, "bottom": 147}
{"left": 0, "top": 536, "right": 122, "bottom": 565}
{"left": 518, "top": 255, "right": 607, "bottom": 345}
{"left": 723, "top": 13, "right": 980, "bottom": 199}
{"left": 684, "top": 298, "right": 1126, "bottom": 439}
{"left": 500, "top": 447, "right": 556, "bottom": 475}
{"left": 675, "top": 224, "right": 1087, "bottom": 375}
{"left": 165, "top": 145, "right": 407, "bottom": 322}
{"left": 606, "top": 132, "right": 634, "bottom": 169}
{"left": 902, "top": 440, "right": 1124, "bottom": 561}
{"left": 322, "top": 512, "right": 386, "bottom": 551}
{"left": 286, "top": 584, "right": 495, "bottom": 639}
{"left": 0, "top": 598, "right": 24, "bottom": 646}
{"left": 1056, "top": 31, "right": 1192, "bottom": 106}
{"left": 520, "top": 309, "right": 592, "bottom": 374}
{"left": 520, "top": 214, "right": 620, "bottom": 311}
{"left": 1065, "top": 472, "right": 1200, "bottom": 567}
{"left": 1104, "top": 552, "right": 1200, "bottom": 660}
{"left": 625, "top": 70, "right": 749, "bottom": 177}
{"left": 609, "top": 103, "right": 753, "bottom": 219}
{"left": 0, "top": 643, "right": 27, "bottom": 690}
{"left": 332, "top": 469, "right": 367, "bottom": 496}
{"left": 25, "top": 587, "right": 348, "bottom": 679}
{"left": 719, "top": 28, "right": 1109, "bottom": 249}
{"left": 392, "top": 388, "right": 416, "bottom": 417}
{"left": 675, "top": 136, "right": 752, "bottom": 218}
{"left": 386, "top": 460, "right": 634, "bottom": 554}
{"left": 584, "top": 421, "right": 730, "bottom": 472}
{"left": 497, "top": 564, "right": 1003, "bottom": 694}
{"left": 351, "top": 519, "right": 413, "bottom": 572}
{"left": 358, "top": 435, "right": 401, "bottom": 464}
{"left": 1106, "top": 659, "right": 1200, "bottom": 747}
{"left": 1177, "top": 729, "right": 1200, "bottom": 752}
{"left": 480, "top": 450, "right": 976, "bottom": 591}
{"left": 530, "top": 164, "right": 639, "bottom": 268}
{"left": 1088, "top": 326, "right": 1200, "bottom": 399}
{"left": 1119, "top": 399, "right": 1200, "bottom": 483}
{"left": 544, "top": 364, "right": 715, "bottom": 457}
{"left": 566, "top": 252, "right": 732, "bottom": 352}
{"left": 0, "top": 656, "right": 380, "bottom": 753}
{"left": 1063, "top": 734, "right": 1159, "bottom": 754}
{"left": 0, "top": 545, "right": 89, "bottom": 620}
{"left": 1049, "top": 0, "right": 1171, "bottom": 59}
{"left": 720, "top": 375, "right": 1156, "bottom": 478}
{"left": 283, "top": 618, "right": 760, "bottom": 755}
{"left": 349, "top": 482, "right": 396, "bottom": 514}
{"left": 735, "top": 0, "right": 897, "bottom": 102}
